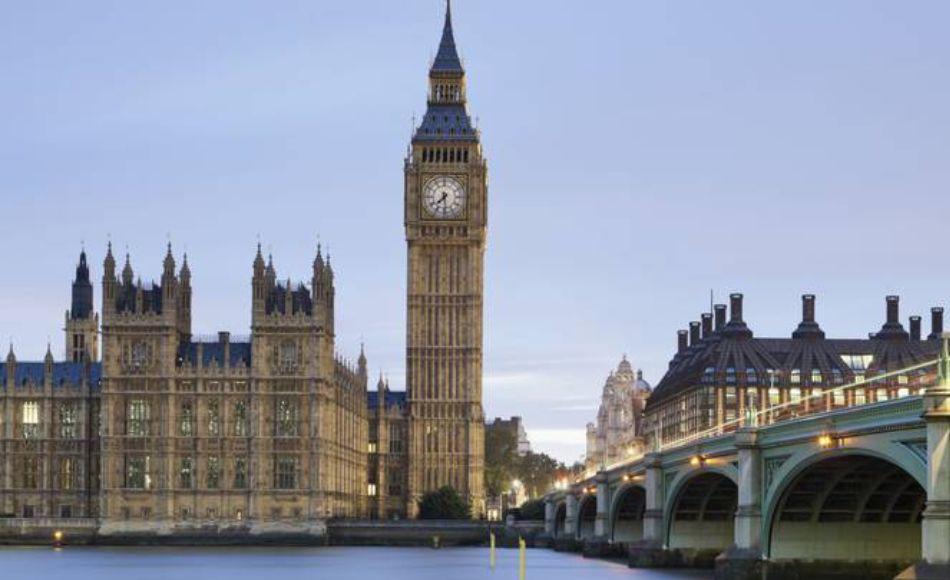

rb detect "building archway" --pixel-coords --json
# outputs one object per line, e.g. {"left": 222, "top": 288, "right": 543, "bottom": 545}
{"left": 576, "top": 495, "right": 597, "bottom": 540}
{"left": 610, "top": 484, "right": 645, "bottom": 543}
{"left": 553, "top": 502, "right": 566, "bottom": 538}
{"left": 666, "top": 472, "right": 737, "bottom": 552}
{"left": 766, "top": 454, "right": 924, "bottom": 562}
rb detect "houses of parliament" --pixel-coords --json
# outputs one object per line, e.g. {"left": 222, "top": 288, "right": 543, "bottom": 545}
{"left": 0, "top": 2, "right": 486, "bottom": 535}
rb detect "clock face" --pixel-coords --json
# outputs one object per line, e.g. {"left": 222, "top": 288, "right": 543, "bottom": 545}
{"left": 423, "top": 176, "right": 466, "bottom": 219}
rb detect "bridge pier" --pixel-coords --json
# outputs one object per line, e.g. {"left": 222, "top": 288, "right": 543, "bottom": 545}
{"left": 543, "top": 499, "right": 555, "bottom": 536}
{"left": 629, "top": 452, "right": 671, "bottom": 567}
{"left": 715, "top": 428, "right": 765, "bottom": 579}
{"left": 899, "top": 338, "right": 950, "bottom": 579}
{"left": 553, "top": 493, "right": 581, "bottom": 551}
{"left": 582, "top": 471, "right": 617, "bottom": 557}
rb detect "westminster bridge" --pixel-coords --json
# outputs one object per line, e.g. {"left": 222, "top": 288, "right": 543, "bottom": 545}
{"left": 542, "top": 347, "right": 950, "bottom": 579}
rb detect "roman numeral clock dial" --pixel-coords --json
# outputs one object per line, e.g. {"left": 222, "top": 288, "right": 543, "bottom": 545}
{"left": 423, "top": 176, "right": 466, "bottom": 219}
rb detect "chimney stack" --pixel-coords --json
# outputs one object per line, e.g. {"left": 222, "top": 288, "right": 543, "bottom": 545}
{"left": 909, "top": 316, "right": 922, "bottom": 341}
{"left": 802, "top": 294, "right": 816, "bottom": 323}
{"left": 886, "top": 295, "right": 899, "bottom": 325}
{"left": 714, "top": 304, "right": 727, "bottom": 331}
{"left": 677, "top": 330, "right": 688, "bottom": 354}
{"left": 689, "top": 321, "right": 701, "bottom": 347}
{"left": 730, "top": 293, "right": 744, "bottom": 323}
{"left": 930, "top": 307, "right": 944, "bottom": 340}
{"left": 701, "top": 313, "right": 713, "bottom": 339}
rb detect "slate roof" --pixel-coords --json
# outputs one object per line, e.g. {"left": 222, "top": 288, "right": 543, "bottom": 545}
{"left": 1, "top": 361, "right": 102, "bottom": 388}
{"left": 431, "top": 1, "right": 463, "bottom": 74}
{"left": 414, "top": 104, "right": 477, "bottom": 142}
{"left": 647, "top": 295, "right": 941, "bottom": 408}
{"left": 177, "top": 341, "right": 252, "bottom": 368}
{"left": 367, "top": 390, "right": 407, "bottom": 410}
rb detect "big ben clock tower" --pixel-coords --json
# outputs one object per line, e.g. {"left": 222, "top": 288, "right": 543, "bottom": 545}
{"left": 405, "top": 1, "right": 486, "bottom": 517}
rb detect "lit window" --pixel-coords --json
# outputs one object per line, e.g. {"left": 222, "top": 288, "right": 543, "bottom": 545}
{"left": 368, "top": 442, "right": 378, "bottom": 454}
{"left": 127, "top": 399, "right": 149, "bottom": 437}
{"left": 898, "top": 374, "right": 909, "bottom": 385}
{"left": 59, "top": 402, "right": 77, "bottom": 439}
{"left": 855, "top": 390, "right": 867, "bottom": 405}
{"left": 276, "top": 398, "right": 297, "bottom": 437}
{"left": 234, "top": 400, "right": 248, "bottom": 437}
{"left": 812, "top": 387, "right": 822, "bottom": 398}
{"left": 897, "top": 387, "right": 910, "bottom": 398}
{"left": 745, "top": 368, "right": 758, "bottom": 384}
{"left": 855, "top": 374, "right": 865, "bottom": 384}
{"left": 790, "top": 369, "right": 801, "bottom": 384}
{"left": 180, "top": 457, "right": 194, "bottom": 489}
{"left": 22, "top": 401, "right": 40, "bottom": 439}
{"left": 841, "top": 354, "right": 873, "bottom": 372}
{"left": 368, "top": 483, "right": 378, "bottom": 497}
{"left": 126, "top": 455, "right": 151, "bottom": 489}
{"left": 726, "top": 367, "right": 737, "bottom": 384}
{"left": 208, "top": 399, "right": 221, "bottom": 437}
{"left": 769, "top": 388, "right": 781, "bottom": 406}
{"left": 60, "top": 457, "right": 74, "bottom": 491}
{"left": 179, "top": 401, "right": 195, "bottom": 436}
{"left": 833, "top": 390, "right": 845, "bottom": 406}
{"left": 790, "top": 388, "right": 802, "bottom": 403}
{"left": 811, "top": 369, "right": 823, "bottom": 384}
{"left": 876, "top": 388, "right": 888, "bottom": 402}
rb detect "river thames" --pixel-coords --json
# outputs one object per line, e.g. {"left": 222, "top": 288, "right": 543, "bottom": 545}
{"left": 0, "top": 546, "right": 712, "bottom": 579}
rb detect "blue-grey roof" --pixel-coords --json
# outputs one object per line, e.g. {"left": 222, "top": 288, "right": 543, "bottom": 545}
{"left": 414, "top": 104, "right": 477, "bottom": 142}
{"left": 367, "top": 390, "right": 407, "bottom": 410}
{"left": 1, "top": 361, "right": 102, "bottom": 388}
{"left": 431, "top": 1, "right": 463, "bottom": 74}
{"left": 177, "top": 341, "right": 252, "bottom": 368}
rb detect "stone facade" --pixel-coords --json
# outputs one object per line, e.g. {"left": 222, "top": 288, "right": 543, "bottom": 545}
{"left": 585, "top": 356, "right": 651, "bottom": 471}
{"left": 0, "top": 4, "right": 489, "bottom": 531}
{"left": 402, "top": 2, "right": 487, "bottom": 517}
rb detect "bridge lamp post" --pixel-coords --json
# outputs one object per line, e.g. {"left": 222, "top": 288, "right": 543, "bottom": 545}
{"left": 690, "top": 455, "right": 706, "bottom": 468}
{"left": 817, "top": 433, "right": 841, "bottom": 449}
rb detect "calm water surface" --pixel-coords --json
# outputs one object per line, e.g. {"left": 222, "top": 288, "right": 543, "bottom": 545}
{"left": 0, "top": 546, "right": 712, "bottom": 580}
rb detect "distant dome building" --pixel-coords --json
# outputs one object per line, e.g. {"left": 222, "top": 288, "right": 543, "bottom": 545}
{"left": 585, "top": 355, "right": 652, "bottom": 470}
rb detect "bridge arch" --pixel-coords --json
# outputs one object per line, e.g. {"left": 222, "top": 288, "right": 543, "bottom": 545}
{"left": 609, "top": 483, "right": 646, "bottom": 543}
{"left": 553, "top": 501, "right": 567, "bottom": 539}
{"left": 664, "top": 466, "right": 739, "bottom": 553}
{"left": 764, "top": 449, "right": 926, "bottom": 563}
{"left": 576, "top": 494, "right": 597, "bottom": 540}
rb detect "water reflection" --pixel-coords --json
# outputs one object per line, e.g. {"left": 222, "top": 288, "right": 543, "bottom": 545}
{"left": 0, "top": 546, "right": 711, "bottom": 579}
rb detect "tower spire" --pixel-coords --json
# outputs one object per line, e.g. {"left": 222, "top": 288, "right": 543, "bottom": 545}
{"left": 432, "top": 0, "right": 463, "bottom": 73}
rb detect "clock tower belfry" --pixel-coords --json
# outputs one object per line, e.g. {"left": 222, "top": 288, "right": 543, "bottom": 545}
{"left": 404, "top": 1, "right": 486, "bottom": 517}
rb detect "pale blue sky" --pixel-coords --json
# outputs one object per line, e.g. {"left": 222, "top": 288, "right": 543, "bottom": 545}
{"left": 2, "top": 1, "right": 949, "bottom": 462}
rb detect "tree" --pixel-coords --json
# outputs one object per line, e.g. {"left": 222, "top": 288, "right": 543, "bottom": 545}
{"left": 484, "top": 424, "right": 518, "bottom": 497}
{"left": 515, "top": 452, "right": 563, "bottom": 499}
{"left": 419, "top": 486, "right": 470, "bottom": 520}
{"left": 517, "top": 498, "right": 545, "bottom": 521}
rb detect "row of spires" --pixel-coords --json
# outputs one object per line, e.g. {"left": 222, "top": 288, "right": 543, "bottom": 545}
{"left": 674, "top": 293, "right": 946, "bottom": 357}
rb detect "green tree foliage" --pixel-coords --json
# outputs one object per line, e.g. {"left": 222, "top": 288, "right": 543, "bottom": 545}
{"left": 485, "top": 424, "right": 518, "bottom": 497}
{"left": 484, "top": 423, "right": 568, "bottom": 500}
{"left": 418, "top": 486, "right": 470, "bottom": 520}
{"left": 517, "top": 498, "right": 545, "bottom": 521}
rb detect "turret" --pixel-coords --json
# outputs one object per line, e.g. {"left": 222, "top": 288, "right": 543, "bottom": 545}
{"left": 178, "top": 253, "right": 192, "bottom": 342}
{"left": 70, "top": 250, "right": 93, "bottom": 320}
{"left": 102, "top": 242, "right": 117, "bottom": 318}
{"left": 358, "top": 343, "right": 368, "bottom": 379}
{"left": 312, "top": 245, "right": 335, "bottom": 333}
{"left": 66, "top": 248, "right": 100, "bottom": 362}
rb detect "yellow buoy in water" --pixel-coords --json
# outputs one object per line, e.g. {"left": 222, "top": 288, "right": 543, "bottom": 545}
{"left": 489, "top": 531, "right": 496, "bottom": 570}
{"left": 518, "top": 537, "right": 526, "bottom": 580}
